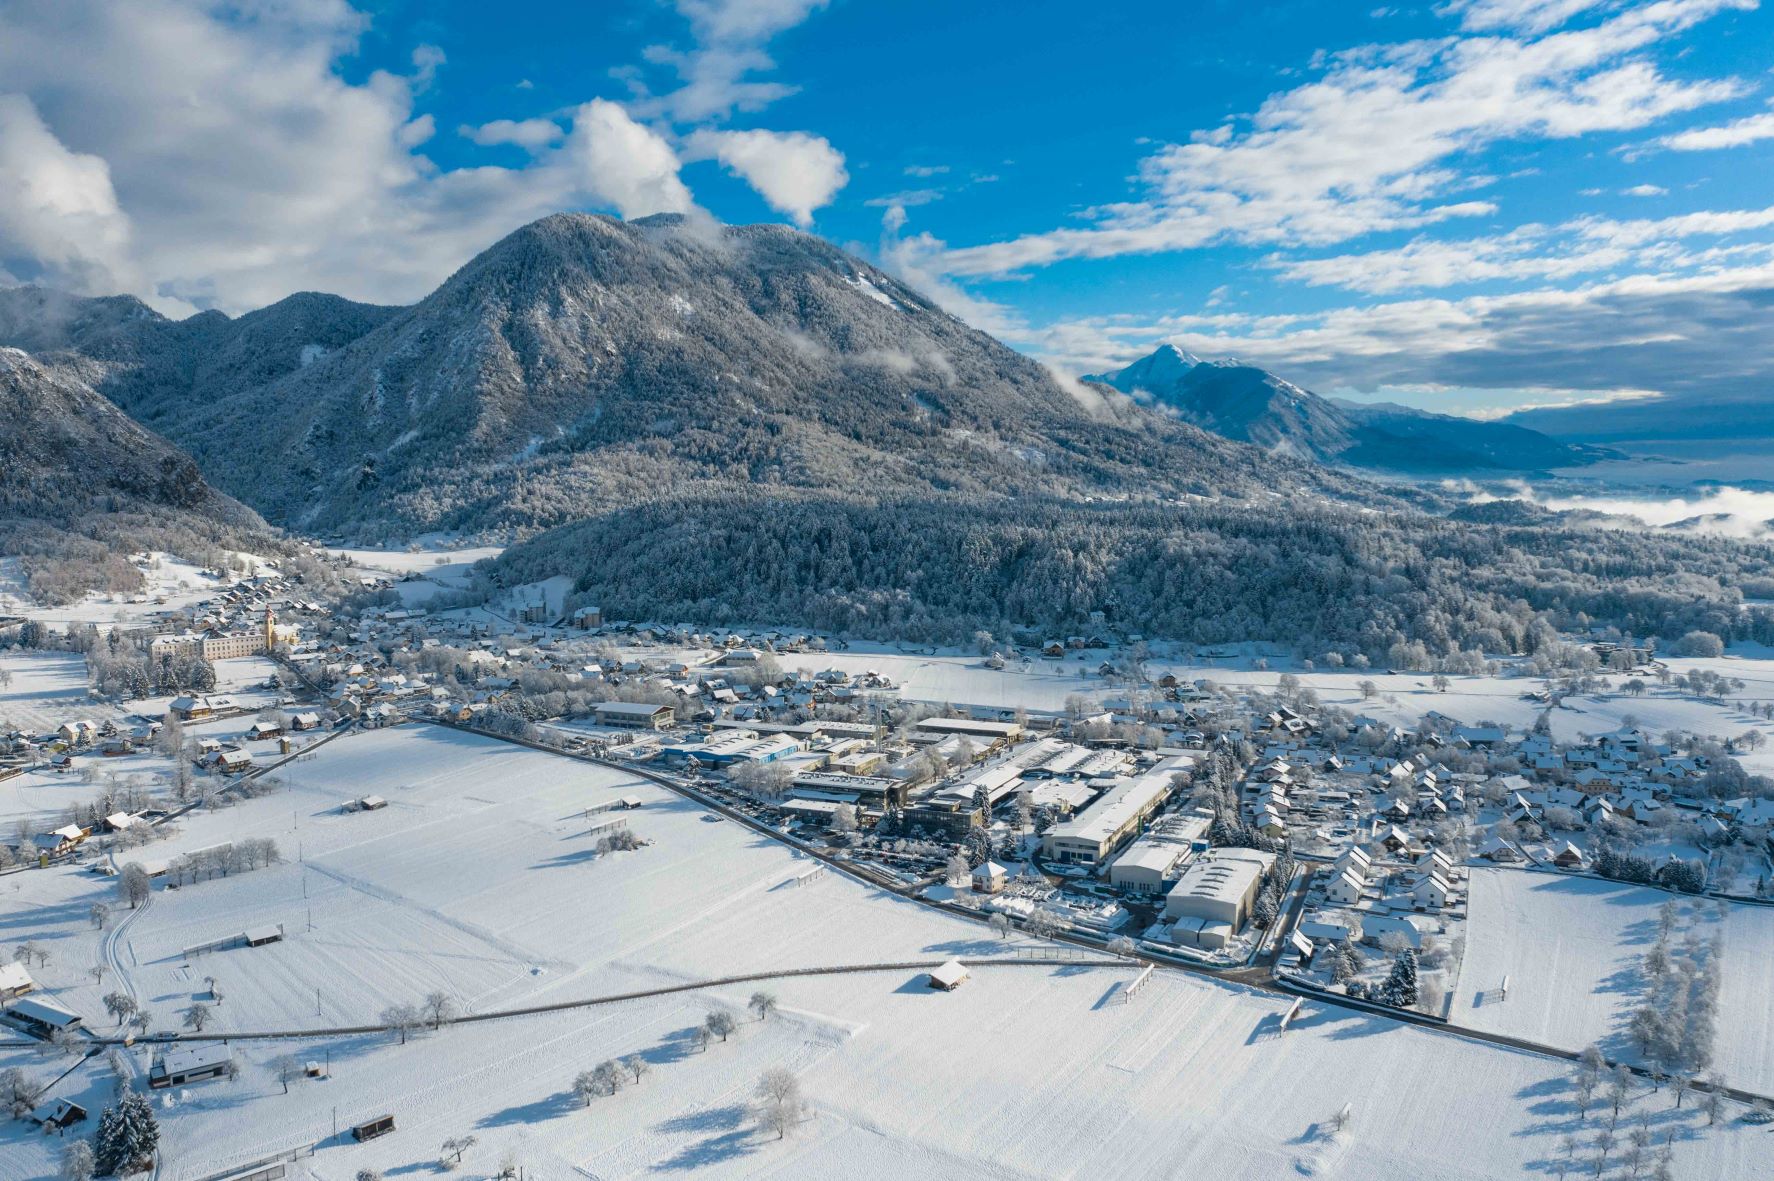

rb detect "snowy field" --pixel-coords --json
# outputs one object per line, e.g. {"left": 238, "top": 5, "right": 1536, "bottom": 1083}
{"left": 1460, "top": 868, "right": 1774, "bottom": 1092}
{"left": 0, "top": 551, "right": 251, "bottom": 625}
{"left": 329, "top": 543, "right": 502, "bottom": 607}
{"left": 0, "top": 649, "right": 94, "bottom": 734}
{"left": 2, "top": 726, "right": 1769, "bottom": 1180}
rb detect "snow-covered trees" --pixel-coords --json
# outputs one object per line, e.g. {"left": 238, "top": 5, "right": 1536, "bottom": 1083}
{"left": 94, "top": 1090, "right": 159, "bottom": 1176}
{"left": 1374, "top": 950, "right": 1420, "bottom": 1009}
{"left": 754, "top": 1068, "right": 808, "bottom": 1141}
{"left": 380, "top": 1004, "right": 422, "bottom": 1044}
{"left": 61, "top": 1140, "right": 95, "bottom": 1181}
{"left": 180, "top": 1002, "right": 212, "bottom": 1032}
{"left": 117, "top": 863, "right": 151, "bottom": 909}
{"left": 748, "top": 991, "right": 778, "bottom": 1021}
{"left": 423, "top": 991, "right": 458, "bottom": 1029}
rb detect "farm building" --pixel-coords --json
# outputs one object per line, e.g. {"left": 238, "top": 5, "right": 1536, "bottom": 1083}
{"left": 2, "top": 995, "right": 83, "bottom": 1038}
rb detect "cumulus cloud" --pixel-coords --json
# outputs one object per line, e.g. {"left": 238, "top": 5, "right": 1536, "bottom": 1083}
{"left": 633, "top": 0, "right": 830, "bottom": 123}
{"left": 0, "top": 94, "right": 138, "bottom": 297}
{"left": 0, "top": 1, "right": 702, "bottom": 314}
{"left": 566, "top": 100, "right": 695, "bottom": 220}
{"left": 685, "top": 128, "right": 846, "bottom": 225}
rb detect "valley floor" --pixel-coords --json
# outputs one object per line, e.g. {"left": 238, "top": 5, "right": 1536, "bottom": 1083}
{"left": 1, "top": 726, "right": 1767, "bottom": 1180}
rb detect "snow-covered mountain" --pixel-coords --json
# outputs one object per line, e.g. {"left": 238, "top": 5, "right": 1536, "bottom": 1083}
{"left": 1087, "top": 346, "right": 1613, "bottom": 473}
{"left": 0, "top": 347, "right": 271, "bottom": 600}
{"left": 2, "top": 215, "right": 1368, "bottom": 539}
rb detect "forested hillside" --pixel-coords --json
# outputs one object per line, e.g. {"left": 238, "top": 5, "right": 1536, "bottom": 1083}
{"left": 0, "top": 348, "right": 280, "bottom": 603}
{"left": 487, "top": 492, "right": 1774, "bottom": 659}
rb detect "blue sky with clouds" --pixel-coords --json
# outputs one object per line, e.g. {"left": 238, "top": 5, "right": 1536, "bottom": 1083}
{"left": 1, "top": 0, "right": 1771, "bottom": 417}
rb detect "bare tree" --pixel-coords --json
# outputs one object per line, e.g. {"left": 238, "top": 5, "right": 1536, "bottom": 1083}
{"left": 624, "top": 1054, "right": 650, "bottom": 1085}
{"left": 181, "top": 1002, "right": 213, "bottom": 1032}
{"left": 423, "top": 990, "right": 457, "bottom": 1029}
{"left": 572, "top": 1071, "right": 600, "bottom": 1106}
{"left": 89, "top": 903, "right": 110, "bottom": 930}
{"left": 591, "top": 1060, "right": 623, "bottom": 1096}
{"left": 705, "top": 1009, "right": 737, "bottom": 1043}
{"left": 748, "top": 991, "right": 778, "bottom": 1022}
{"left": 270, "top": 1054, "right": 302, "bottom": 1094}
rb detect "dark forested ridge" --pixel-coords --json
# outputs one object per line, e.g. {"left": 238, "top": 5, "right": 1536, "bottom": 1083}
{"left": 487, "top": 493, "right": 1774, "bottom": 659}
{"left": 0, "top": 347, "right": 281, "bottom": 602}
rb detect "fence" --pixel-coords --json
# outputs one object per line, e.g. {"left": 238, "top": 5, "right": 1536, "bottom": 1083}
{"left": 790, "top": 865, "right": 826, "bottom": 887}
{"left": 1116, "top": 964, "right": 1156, "bottom": 1004}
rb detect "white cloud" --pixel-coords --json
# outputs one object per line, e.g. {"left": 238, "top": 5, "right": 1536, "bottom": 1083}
{"left": 1622, "top": 183, "right": 1668, "bottom": 196}
{"left": 1444, "top": 0, "right": 1612, "bottom": 33}
{"left": 633, "top": 0, "right": 830, "bottom": 123}
{"left": 460, "top": 118, "right": 563, "bottom": 151}
{"left": 0, "top": 2, "right": 700, "bottom": 314}
{"left": 936, "top": 0, "right": 1751, "bottom": 277}
{"left": 1266, "top": 203, "right": 1774, "bottom": 293}
{"left": 684, "top": 127, "right": 846, "bottom": 226}
{"left": 563, "top": 101, "right": 696, "bottom": 221}
{"left": 0, "top": 94, "right": 139, "bottom": 298}
{"left": 1660, "top": 109, "right": 1774, "bottom": 150}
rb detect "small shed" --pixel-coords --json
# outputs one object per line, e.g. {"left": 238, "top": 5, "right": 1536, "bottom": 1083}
{"left": 351, "top": 1114, "right": 396, "bottom": 1142}
{"left": 927, "top": 959, "right": 970, "bottom": 991}
{"left": 31, "top": 1098, "right": 87, "bottom": 1129}
{"left": 243, "top": 924, "right": 285, "bottom": 947}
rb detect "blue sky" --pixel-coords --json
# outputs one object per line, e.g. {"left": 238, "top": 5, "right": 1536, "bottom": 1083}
{"left": 2, "top": 0, "right": 1772, "bottom": 417}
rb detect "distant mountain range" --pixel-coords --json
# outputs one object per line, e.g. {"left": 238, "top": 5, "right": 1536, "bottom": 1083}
{"left": 0, "top": 214, "right": 1371, "bottom": 541}
{"left": 1502, "top": 392, "right": 1773, "bottom": 447}
{"left": 1086, "top": 345, "right": 1616, "bottom": 473}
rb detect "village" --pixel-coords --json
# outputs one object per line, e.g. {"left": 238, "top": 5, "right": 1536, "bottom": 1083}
{"left": 3, "top": 550, "right": 1774, "bottom": 1179}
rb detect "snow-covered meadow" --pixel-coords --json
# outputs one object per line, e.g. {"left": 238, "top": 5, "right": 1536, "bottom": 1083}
{"left": 1460, "top": 868, "right": 1774, "bottom": 1092}
{"left": 2, "top": 726, "right": 1769, "bottom": 1180}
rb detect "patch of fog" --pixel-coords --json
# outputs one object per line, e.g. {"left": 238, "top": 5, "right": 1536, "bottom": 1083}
{"left": 299, "top": 343, "right": 328, "bottom": 367}
{"left": 1471, "top": 481, "right": 1774, "bottom": 539}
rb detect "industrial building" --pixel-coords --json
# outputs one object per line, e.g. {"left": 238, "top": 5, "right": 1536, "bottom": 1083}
{"left": 1162, "top": 848, "right": 1276, "bottom": 950}
{"left": 594, "top": 701, "right": 676, "bottom": 730}
{"left": 1041, "top": 758, "right": 1187, "bottom": 867}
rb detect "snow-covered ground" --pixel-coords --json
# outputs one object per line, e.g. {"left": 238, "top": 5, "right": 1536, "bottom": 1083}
{"left": 2, "top": 726, "right": 1768, "bottom": 1180}
{"left": 1460, "top": 867, "right": 1774, "bottom": 1091}
{"left": 0, "top": 550, "right": 254, "bottom": 626}
{"left": 0, "top": 649, "right": 93, "bottom": 734}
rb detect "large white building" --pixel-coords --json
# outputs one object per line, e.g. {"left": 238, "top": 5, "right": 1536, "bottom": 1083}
{"left": 1042, "top": 758, "right": 1188, "bottom": 867}
{"left": 1162, "top": 848, "right": 1275, "bottom": 949}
